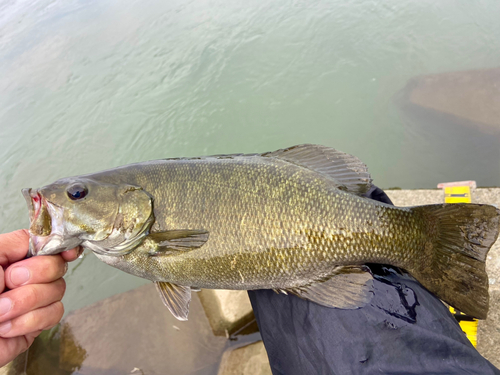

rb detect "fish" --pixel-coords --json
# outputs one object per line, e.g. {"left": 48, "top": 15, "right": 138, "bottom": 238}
{"left": 22, "top": 144, "right": 500, "bottom": 321}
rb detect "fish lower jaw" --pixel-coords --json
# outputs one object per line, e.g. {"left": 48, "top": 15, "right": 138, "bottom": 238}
{"left": 28, "top": 233, "right": 82, "bottom": 256}
{"left": 82, "top": 230, "right": 149, "bottom": 257}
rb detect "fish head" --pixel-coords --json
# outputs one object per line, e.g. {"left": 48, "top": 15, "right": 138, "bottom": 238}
{"left": 23, "top": 178, "right": 154, "bottom": 257}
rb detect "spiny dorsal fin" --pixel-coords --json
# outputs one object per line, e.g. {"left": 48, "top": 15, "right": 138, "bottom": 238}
{"left": 283, "top": 265, "right": 374, "bottom": 309}
{"left": 262, "top": 144, "right": 372, "bottom": 195}
{"left": 146, "top": 230, "right": 209, "bottom": 255}
{"left": 155, "top": 281, "right": 192, "bottom": 321}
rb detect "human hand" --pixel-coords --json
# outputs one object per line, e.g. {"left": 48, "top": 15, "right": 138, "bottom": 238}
{"left": 0, "top": 229, "right": 81, "bottom": 367}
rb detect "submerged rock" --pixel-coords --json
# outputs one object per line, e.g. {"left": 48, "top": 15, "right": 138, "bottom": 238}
{"left": 401, "top": 67, "right": 500, "bottom": 134}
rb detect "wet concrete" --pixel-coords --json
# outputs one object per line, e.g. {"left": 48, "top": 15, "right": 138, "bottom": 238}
{"left": 217, "top": 341, "right": 271, "bottom": 375}
{"left": 198, "top": 290, "right": 256, "bottom": 337}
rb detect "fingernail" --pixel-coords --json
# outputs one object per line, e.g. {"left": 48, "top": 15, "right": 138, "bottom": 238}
{"left": 0, "top": 298, "right": 12, "bottom": 316}
{"left": 0, "top": 320, "right": 11, "bottom": 335}
{"left": 10, "top": 267, "right": 31, "bottom": 286}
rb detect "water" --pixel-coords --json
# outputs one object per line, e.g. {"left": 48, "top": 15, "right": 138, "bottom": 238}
{"left": 1, "top": 0, "right": 499, "bottom": 372}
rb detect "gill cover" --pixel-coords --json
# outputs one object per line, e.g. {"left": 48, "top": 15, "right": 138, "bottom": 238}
{"left": 83, "top": 184, "right": 154, "bottom": 256}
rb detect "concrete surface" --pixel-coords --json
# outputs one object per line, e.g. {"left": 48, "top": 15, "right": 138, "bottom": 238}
{"left": 217, "top": 341, "right": 271, "bottom": 375}
{"left": 198, "top": 290, "right": 256, "bottom": 337}
{"left": 387, "top": 187, "right": 500, "bottom": 368}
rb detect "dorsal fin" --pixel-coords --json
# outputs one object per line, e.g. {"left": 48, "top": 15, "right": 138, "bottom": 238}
{"left": 262, "top": 144, "right": 372, "bottom": 195}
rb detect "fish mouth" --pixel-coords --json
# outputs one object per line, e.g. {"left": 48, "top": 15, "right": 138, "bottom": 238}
{"left": 22, "top": 188, "right": 79, "bottom": 257}
{"left": 22, "top": 189, "right": 43, "bottom": 225}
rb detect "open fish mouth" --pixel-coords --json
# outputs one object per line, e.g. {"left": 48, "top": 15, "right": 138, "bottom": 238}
{"left": 22, "top": 189, "right": 44, "bottom": 227}
{"left": 22, "top": 188, "right": 76, "bottom": 257}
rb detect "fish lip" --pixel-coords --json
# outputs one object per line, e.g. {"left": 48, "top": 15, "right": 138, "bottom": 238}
{"left": 22, "top": 188, "right": 39, "bottom": 257}
{"left": 21, "top": 188, "right": 61, "bottom": 257}
{"left": 22, "top": 188, "right": 37, "bottom": 223}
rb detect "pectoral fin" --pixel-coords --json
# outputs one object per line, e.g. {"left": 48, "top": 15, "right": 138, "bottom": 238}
{"left": 283, "top": 266, "right": 374, "bottom": 309}
{"left": 146, "top": 230, "right": 209, "bottom": 256}
{"left": 155, "top": 281, "right": 192, "bottom": 321}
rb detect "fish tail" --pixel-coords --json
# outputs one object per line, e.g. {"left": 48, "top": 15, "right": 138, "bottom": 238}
{"left": 409, "top": 203, "right": 500, "bottom": 319}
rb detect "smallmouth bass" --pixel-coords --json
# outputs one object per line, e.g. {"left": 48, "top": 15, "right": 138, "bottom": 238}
{"left": 22, "top": 145, "right": 500, "bottom": 320}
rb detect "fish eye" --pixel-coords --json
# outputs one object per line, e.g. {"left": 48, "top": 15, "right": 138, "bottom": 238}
{"left": 67, "top": 183, "right": 88, "bottom": 200}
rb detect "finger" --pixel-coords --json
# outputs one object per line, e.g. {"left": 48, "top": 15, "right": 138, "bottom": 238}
{"left": 0, "top": 330, "right": 41, "bottom": 367}
{"left": 5, "top": 255, "right": 67, "bottom": 289}
{"left": 0, "top": 279, "right": 66, "bottom": 324}
{"left": 0, "top": 301, "right": 64, "bottom": 338}
{"left": 60, "top": 246, "right": 83, "bottom": 262}
{"left": 0, "top": 335, "right": 33, "bottom": 367}
{"left": 0, "top": 230, "right": 30, "bottom": 267}
{"left": 25, "top": 329, "right": 43, "bottom": 343}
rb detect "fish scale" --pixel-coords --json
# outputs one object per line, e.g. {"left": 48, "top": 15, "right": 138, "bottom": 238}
{"left": 23, "top": 144, "right": 500, "bottom": 320}
{"left": 99, "top": 157, "right": 420, "bottom": 289}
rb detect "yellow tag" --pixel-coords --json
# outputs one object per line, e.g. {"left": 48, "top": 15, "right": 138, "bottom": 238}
{"left": 444, "top": 186, "right": 471, "bottom": 203}
{"left": 449, "top": 307, "right": 478, "bottom": 347}
{"left": 460, "top": 320, "right": 478, "bottom": 348}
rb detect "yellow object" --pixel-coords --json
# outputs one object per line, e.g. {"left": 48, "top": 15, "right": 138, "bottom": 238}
{"left": 439, "top": 181, "right": 478, "bottom": 347}
{"left": 449, "top": 307, "right": 478, "bottom": 347}
{"left": 444, "top": 186, "right": 471, "bottom": 204}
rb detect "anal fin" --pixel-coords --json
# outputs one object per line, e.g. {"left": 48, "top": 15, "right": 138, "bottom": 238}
{"left": 155, "top": 281, "right": 192, "bottom": 321}
{"left": 285, "top": 266, "right": 374, "bottom": 309}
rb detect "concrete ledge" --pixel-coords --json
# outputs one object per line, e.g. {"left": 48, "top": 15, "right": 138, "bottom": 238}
{"left": 217, "top": 341, "right": 271, "bottom": 375}
{"left": 478, "top": 289, "right": 500, "bottom": 367}
{"left": 198, "top": 290, "right": 256, "bottom": 337}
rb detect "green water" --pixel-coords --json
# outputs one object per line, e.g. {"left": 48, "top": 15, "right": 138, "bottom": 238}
{"left": 1, "top": 0, "right": 500, "bottom": 355}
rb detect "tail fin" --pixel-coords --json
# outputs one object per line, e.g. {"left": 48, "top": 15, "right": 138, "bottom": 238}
{"left": 409, "top": 204, "right": 500, "bottom": 319}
